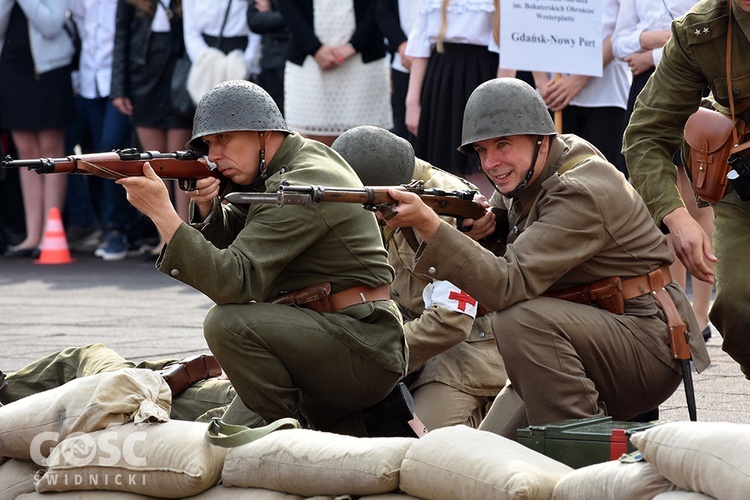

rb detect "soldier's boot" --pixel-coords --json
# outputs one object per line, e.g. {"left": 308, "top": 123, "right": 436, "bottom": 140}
{"left": 363, "top": 382, "right": 428, "bottom": 438}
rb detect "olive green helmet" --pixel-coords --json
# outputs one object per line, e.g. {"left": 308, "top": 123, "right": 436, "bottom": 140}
{"left": 458, "top": 78, "right": 556, "bottom": 155}
{"left": 331, "top": 126, "right": 415, "bottom": 186}
{"left": 188, "top": 80, "right": 288, "bottom": 155}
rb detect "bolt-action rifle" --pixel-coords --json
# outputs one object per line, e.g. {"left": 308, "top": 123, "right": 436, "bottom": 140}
{"left": 223, "top": 181, "right": 488, "bottom": 221}
{"left": 1, "top": 148, "right": 223, "bottom": 191}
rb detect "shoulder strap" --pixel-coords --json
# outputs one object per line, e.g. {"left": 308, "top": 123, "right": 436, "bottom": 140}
{"left": 557, "top": 154, "right": 598, "bottom": 175}
{"left": 727, "top": 0, "right": 738, "bottom": 145}
{"left": 205, "top": 416, "right": 301, "bottom": 448}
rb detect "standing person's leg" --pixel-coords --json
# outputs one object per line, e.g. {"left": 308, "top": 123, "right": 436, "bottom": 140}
{"left": 676, "top": 166, "right": 715, "bottom": 335}
{"left": 166, "top": 127, "right": 193, "bottom": 222}
{"left": 37, "top": 128, "right": 69, "bottom": 239}
{"left": 8, "top": 129, "right": 67, "bottom": 252}
{"left": 710, "top": 193, "right": 750, "bottom": 377}
{"left": 97, "top": 102, "right": 139, "bottom": 260}
{"left": 494, "top": 297, "right": 682, "bottom": 425}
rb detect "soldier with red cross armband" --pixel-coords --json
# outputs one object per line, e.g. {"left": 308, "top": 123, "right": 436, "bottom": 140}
{"left": 332, "top": 126, "right": 507, "bottom": 431}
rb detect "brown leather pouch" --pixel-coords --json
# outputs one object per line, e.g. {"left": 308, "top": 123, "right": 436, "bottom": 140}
{"left": 160, "top": 354, "right": 223, "bottom": 396}
{"left": 684, "top": 107, "right": 743, "bottom": 203}
{"left": 271, "top": 282, "right": 332, "bottom": 313}
{"left": 589, "top": 276, "right": 625, "bottom": 315}
{"left": 543, "top": 276, "right": 624, "bottom": 314}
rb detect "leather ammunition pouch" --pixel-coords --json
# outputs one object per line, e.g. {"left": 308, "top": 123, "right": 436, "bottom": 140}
{"left": 543, "top": 276, "right": 625, "bottom": 315}
{"left": 271, "top": 282, "right": 390, "bottom": 314}
{"left": 159, "top": 354, "right": 223, "bottom": 396}
{"left": 684, "top": 107, "right": 749, "bottom": 203}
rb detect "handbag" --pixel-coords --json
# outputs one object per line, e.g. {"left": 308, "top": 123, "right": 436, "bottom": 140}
{"left": 171, "top": 54, "right": 194, "bottom": 115}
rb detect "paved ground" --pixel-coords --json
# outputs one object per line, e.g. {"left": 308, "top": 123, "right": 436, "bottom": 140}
{"left": 1, "top": 250, "right": 748, "bottom": 425}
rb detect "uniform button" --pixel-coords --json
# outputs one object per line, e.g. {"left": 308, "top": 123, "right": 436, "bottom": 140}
{"left": 391, "top": 290, "right": 400, "bottom": 297}
{"left": 170, "top": 269, "right": 180, "bottom": 277}
{"left": 479, "top": 331, "right": 486, "bottom": 338}
{"left": 427, "top": 266, "right": 437, "bottom": 276}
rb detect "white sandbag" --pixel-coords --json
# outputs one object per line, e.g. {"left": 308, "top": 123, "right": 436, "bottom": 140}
{"left": 551, "top": 459, "right": 676, "bottom": 499}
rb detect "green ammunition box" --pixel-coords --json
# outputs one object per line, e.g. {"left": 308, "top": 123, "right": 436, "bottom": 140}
{"left": 517, "top": 416, "right": 657, "bottom": 469}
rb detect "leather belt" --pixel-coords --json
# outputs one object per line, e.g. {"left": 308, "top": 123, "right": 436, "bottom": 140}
{"left": 545, "top": 265, "right": 691, "bottom": 361}
{"left": 323, "top": 284, "right": 391, "bottom": 313}
{"left": 272, "top": 283, "right": 391, "bottom": 314}
{"left": 620, "top": 265, "right": 673, "bottom": 300}
{"left": 158, "top": 354, "right": 223, "bottom": 396}
{"left": 621, "top": 266, "right": 690, "bottom": 360}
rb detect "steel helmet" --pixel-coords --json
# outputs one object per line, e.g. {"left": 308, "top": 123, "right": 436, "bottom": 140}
{"left": 188, "top": 80, "right": 288, "bottom": 154}
{"left": 331, "top": 126, "right": 415, "bottom": 186}
{"left": 458, "top": 78, "right": 556, "bottom": 155}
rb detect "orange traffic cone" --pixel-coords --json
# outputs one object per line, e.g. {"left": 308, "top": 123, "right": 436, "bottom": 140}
{"left": 35, "top": 207, "right": 75, "bottom": 265}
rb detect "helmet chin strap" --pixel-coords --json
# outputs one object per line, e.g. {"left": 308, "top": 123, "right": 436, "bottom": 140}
{"left": 504, "top": 135, "right": 543, "bottom": 199}
{"left": 251, "top": 131, "right": 269, "bottom": 189}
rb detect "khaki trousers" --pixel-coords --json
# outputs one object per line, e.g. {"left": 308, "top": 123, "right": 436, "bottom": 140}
{"left": 411, "top": 381, "right": 488, "bottom": 430}
{"left": 493, "top": 297, "right": 681, "bottom": 425}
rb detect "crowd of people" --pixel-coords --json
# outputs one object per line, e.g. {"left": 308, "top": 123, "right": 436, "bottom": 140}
{"left": 3, "top": 0, "right": 748, "bottom": 444}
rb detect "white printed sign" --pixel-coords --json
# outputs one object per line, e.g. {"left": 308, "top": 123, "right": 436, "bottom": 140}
{"left": 499, "top": 0, "right": 603, "bottom": 77}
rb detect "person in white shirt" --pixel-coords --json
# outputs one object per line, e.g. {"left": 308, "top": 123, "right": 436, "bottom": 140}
{"left": 182, "top": 0, "right": 261, "bottom": 104}
{"left": 405, "top": 0, "right": 506, "bottom": 181}
{"left": 535, "top": 0, "right": 631, "bottom": 175}
{"left": 68, "top": 0, "right": 139, "bottom": 261}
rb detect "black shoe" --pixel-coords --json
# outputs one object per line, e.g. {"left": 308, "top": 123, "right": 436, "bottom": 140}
{"left": 702, "top": 326, "right": 712, "bottom": 341}
{"left": 3, "top": 246, "right": 34, "bottom": 258}
{"left": 0, "top": 370, "right": 7, "bottom": 394}
{"left": 363, "top": 382, "right": 428, "bottom": 438}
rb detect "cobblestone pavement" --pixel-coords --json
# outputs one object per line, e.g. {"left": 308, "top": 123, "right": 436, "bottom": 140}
{"left": 1, "top": 252, "right": 748, "bottom": 425}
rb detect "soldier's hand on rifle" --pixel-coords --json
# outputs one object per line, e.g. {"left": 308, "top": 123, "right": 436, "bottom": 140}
{"left": 188, "top": 175, "right": 222, "bottom": 219}
{"left": 382, "top": 188, "right": 441, "bottom": 243}
{"left": 118, "top": 162, "right": 183, "bottom": 244}
{"left": 460, "top": 194, "right": 496, "bottom": 241}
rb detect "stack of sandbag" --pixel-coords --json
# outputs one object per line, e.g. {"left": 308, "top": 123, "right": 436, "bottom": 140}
{"left": 0, "top": 368, "right": 173, "bottom": 499}
{"left": 552, "top": 421, "right": 750, "bottom": 500}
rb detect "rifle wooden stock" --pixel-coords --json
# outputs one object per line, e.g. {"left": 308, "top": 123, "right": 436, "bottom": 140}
{"left": 224, "top": 183, "right": 489, "bottom": 220}
{"left": 1, "top": 148, "right": 223, "bottom": 191}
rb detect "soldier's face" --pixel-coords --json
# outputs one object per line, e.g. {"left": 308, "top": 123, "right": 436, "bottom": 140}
{"left": 202, "top": 131, "right": 261, "bottom": 185}
{"left": 473, "top": 134, "right": 547, "bottom": 195}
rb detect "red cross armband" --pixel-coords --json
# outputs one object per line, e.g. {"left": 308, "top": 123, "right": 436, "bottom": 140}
{"left": 422, "top": 280, "right": 478, "bottom": 319}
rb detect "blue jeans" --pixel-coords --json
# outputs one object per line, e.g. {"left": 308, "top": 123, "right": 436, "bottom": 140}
{"left": 66, "top": 96, "right": 138, "bottom": 234}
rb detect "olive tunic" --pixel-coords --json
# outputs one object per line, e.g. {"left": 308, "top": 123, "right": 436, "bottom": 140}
{"left": 623, "top": 0, "right": 750, "bottom": 376}
{"left": 158, "top": 132, "right": 407, "bottom": 435}
{"left": 411, "top": 135, "right": 710, "bottom": 424}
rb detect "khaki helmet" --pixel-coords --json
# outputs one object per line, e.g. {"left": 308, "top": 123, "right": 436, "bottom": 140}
{"left": 188, "top": 80, "right": 288, "bottom": 155}
{"left": 458, "top": 78, "right": 556, "bottom": 155}
{"left": 331, "top": 126, "right": 415, "bottom": 186}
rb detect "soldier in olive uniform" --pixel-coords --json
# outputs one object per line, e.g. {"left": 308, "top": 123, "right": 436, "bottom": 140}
{"left": 623, "top": 0, "right": 750, "bottom": 378}
{"left": 381, "top": 78, "right": 709, "bottom": 427}
{"left": 0, "top": 344, "right": 246, "bottom": 424}
{"left": 332, "top": 126, "right": 507, "bottom": 430}
{"left": 117, "top": 80, "right": 407, "bottom": 437}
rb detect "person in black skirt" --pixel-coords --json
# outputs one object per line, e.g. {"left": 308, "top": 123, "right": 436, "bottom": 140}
{"left": 404, "top": 0, "right": 501, "bottom": 182}
{"left": 0, "top": 1, "right": 76, "bottom": 258}
{"left": 110, "top": 0, "right": 194, "bottom": 256}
